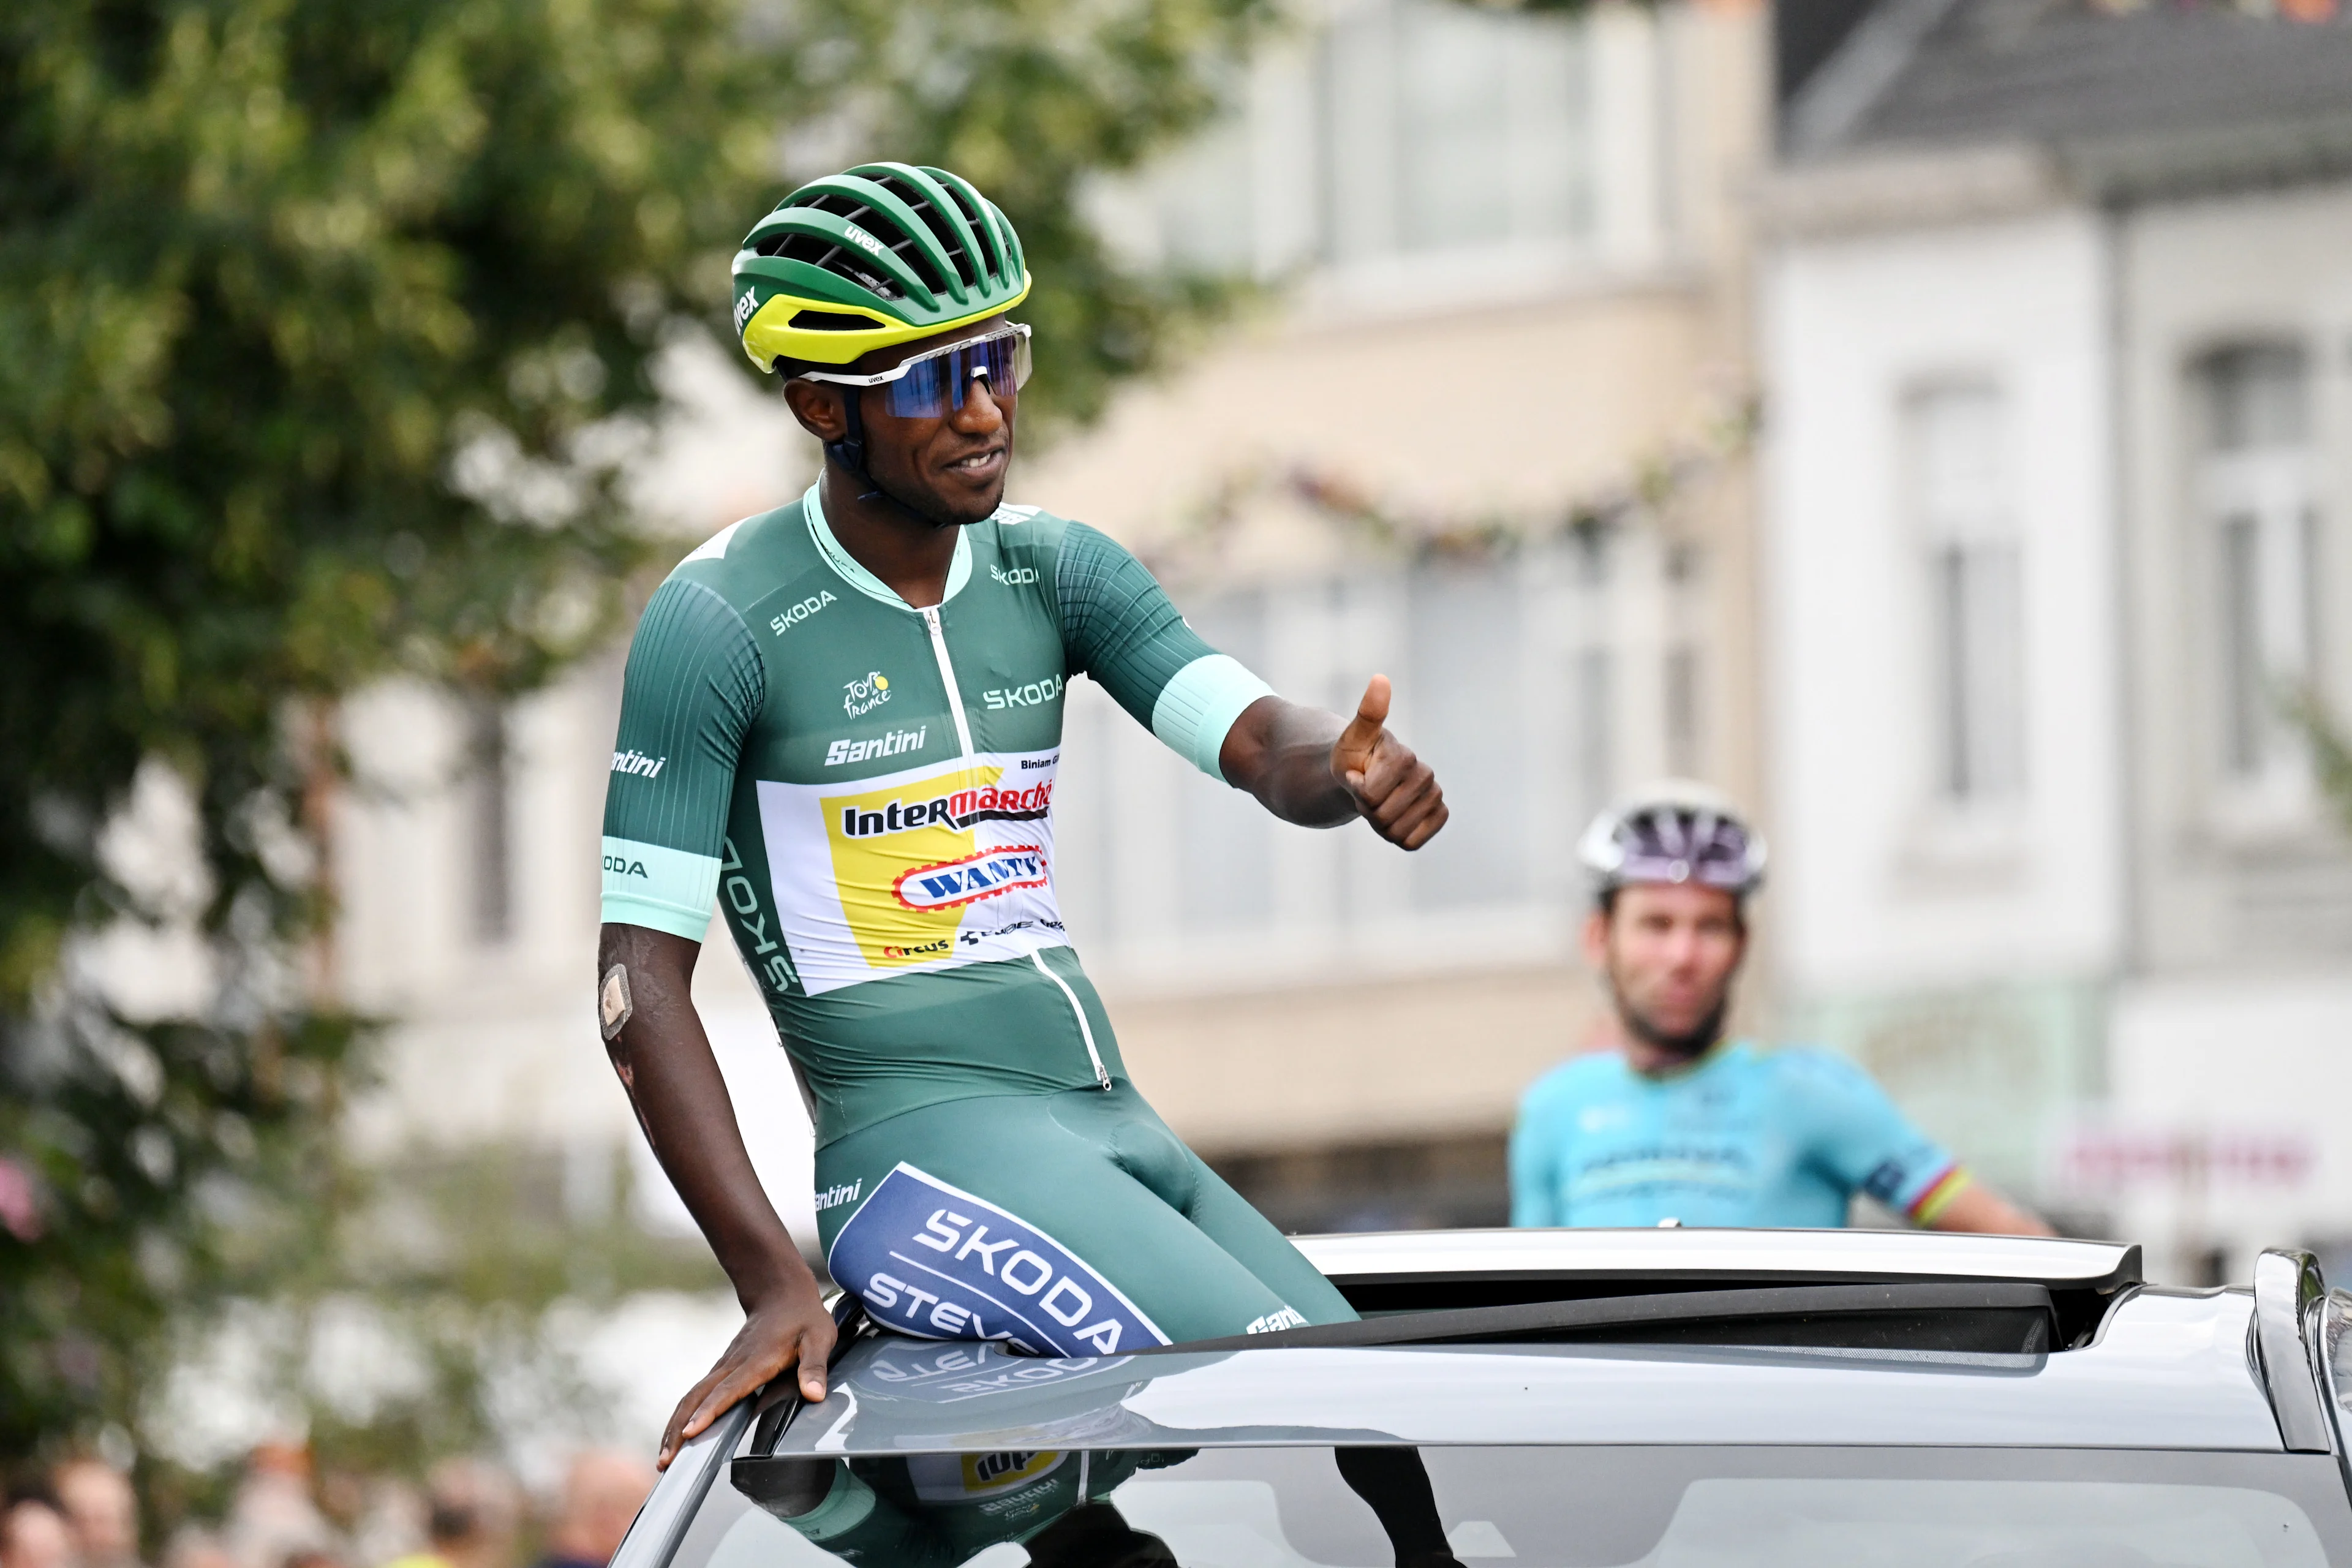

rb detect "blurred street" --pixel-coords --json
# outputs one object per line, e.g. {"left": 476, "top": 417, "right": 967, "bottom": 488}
{"left": 6, "top": 0, "right": 2352, "bottom": 1552}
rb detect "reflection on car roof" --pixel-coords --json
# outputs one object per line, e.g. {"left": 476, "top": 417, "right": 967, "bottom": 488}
{"left": 774, "top": 1286, "right": 2275, "bottom": 1457}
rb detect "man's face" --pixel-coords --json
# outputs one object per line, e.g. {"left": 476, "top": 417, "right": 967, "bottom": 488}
{"left": 785, "top": 316, "right": 1016, "bottom": 526}
{"left": 1582, "top": 882, "right": 1746, "bottom": 1058}
{"left": 0, "top": 1504, "right": 74, "bottom": 1568}
{"left": 53, "top": 1464, "right": 135, "bottom": 1559}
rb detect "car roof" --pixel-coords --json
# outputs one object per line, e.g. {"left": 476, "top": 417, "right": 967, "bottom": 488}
{"left": 773, "top": 1286, "right": 2274, "bottom": 1455}
{"left": 764, "top": 1231, "right": 2290, "bottom": 1458}
{"left": 1292, "top": 1227, "right": 2142, "bottom": 1291}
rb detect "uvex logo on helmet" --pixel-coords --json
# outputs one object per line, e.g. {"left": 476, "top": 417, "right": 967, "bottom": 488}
{"left": 733, "top": 289, "right": 760, "bottom": 333}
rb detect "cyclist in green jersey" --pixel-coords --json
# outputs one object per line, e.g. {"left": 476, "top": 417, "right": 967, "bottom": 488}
{"left": 596, "top": 164, "right": 1450, "bottom": 1468}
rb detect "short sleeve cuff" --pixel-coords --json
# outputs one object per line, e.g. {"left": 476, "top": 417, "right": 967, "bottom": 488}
{"left": 599, "top": 837, "right": 720, "bottom": 940}
{"left": 1905, "top": 1164, "right": 1973, "bottom": 1223}
{"left": 1150, "top": 654, "right": 1275, "bottom": 782}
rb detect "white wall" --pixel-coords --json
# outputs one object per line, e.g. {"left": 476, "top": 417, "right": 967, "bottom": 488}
{"left": 1763, "top": 211, "right": 2124, "bottom": 996}
{"left": 2109, "top": 974, "right": 2352, "bottom": 1273}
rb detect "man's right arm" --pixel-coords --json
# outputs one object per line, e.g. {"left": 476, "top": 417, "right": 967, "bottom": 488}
{"left": 598, "top": 573, "right": 833, "bottom": 1464}
{"left": 598, "top": 922, "right": 834, "bottom": 1464}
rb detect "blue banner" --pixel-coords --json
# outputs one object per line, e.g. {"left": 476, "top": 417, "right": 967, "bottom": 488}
{"left": 827, "top": 1163, "right": 1170, "bottom": 1357}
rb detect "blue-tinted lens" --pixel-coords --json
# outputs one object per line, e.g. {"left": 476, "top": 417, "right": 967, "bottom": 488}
{"left": 883, "top": 353, "right": 953, "bottom": 417}
{"left": 880, "top": 331, "right": 1031, "bottom": 417}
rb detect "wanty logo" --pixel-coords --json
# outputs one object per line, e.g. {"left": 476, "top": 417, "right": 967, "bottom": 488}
{"left": 843, "top": 671, "right": 892, "bottom": 717}
{"left": 893, "top": 846, "right": 1049, "bottom": 911}
{"left": 610, "top": 750, "right": 666, "bottom": 778}
{"left": 838, "top": 778, "right": 1054, "bottom": 838}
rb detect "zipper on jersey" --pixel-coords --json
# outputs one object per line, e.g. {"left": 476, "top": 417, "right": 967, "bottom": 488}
{"left": 920, "top": 604, "right": 1108, "bottom": 1091}
{"left": 1031, "top": 951, "right": 1111, "bottom": 1090}
{"left": 921, "top": 606, "right": 976, "bottom": 758}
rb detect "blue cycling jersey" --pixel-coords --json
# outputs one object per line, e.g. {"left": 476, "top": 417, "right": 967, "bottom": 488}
{"left": 1507, "top": 1041, "right": 1969, "bottom": 1229}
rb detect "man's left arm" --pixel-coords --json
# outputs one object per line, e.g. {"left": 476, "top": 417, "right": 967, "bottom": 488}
{"left": 1218, "top": 676, "right": 1447, "bottom": 850}
{"left": 1052, "top": 519, "right": 1445, "bottom": 850}
{"left": 1803, "top": 1052, "right": 2056, "bottom": 1237}
{"left": 1920, "top": 1180, "right": 2054, "bottom": 1237}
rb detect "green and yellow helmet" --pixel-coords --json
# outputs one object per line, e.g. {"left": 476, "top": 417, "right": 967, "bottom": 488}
{"left": 732, "top": 163, "right": 1031, "bottom": 373}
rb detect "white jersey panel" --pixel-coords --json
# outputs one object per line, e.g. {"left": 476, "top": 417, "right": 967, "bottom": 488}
{"left": 756, "top": 748, "right": 1069, "bottom": 995}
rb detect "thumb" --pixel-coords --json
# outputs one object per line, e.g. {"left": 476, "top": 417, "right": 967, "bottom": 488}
{"left": 1344, "top": 674, "right": 1391, "bottom": 738}
{"left": 1336, "top": 674, "right": 1392, "bottom": 780}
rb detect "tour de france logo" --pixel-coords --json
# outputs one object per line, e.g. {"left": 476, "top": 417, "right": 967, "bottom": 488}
{"left": 844, "top": 671, "right": 892, "bottom": 718}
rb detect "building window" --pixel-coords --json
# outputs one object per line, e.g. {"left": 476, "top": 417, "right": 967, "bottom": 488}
{"left": 1129, "top": 0, "right": 1597, "bottom": 277}
{"left": 1907, "top": 383, "right": 2024, "bottom": 805}
{"left": 1320, "top": 0, "right": 1594, "bottom": 263}
{"left": 1575, "top": 645, "right": 1614, "bottom": 826}
{"left": 1665, "top": 644, "right": 1700, "bottom": 779}
{"left": 466, "top": 698, "right": 513, "bottom": 943}
{"left": 2196, "top": 343, "right": 2317, "bottom": 791}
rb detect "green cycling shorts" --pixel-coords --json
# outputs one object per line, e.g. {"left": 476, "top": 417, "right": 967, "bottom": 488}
{"left": 814, "top": 1083, "right": 1358, "bottom": 1354}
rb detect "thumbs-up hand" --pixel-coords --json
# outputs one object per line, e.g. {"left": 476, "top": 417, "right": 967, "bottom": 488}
{"left": 1330, "top": 674, "right": 1448, "bottom": 851}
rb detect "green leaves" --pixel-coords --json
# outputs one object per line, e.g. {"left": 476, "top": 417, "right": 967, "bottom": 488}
{"left": 1, "top": 0, "right": 1270, "bottom": 1467}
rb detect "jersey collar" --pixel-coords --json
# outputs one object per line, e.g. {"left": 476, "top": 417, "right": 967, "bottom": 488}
{"left": 1624, "top": 1038, "right": 1748, "bottom": 1084}
{"left": 802, "top": 483, "right": 973, "bottom": 609}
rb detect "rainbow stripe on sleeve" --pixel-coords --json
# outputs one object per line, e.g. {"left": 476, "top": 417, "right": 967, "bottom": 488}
{"left": 1908, "top": 1164, "right": 1973, "bottom": 1225}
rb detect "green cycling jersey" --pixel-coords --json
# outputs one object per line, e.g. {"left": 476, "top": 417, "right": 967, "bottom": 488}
{"left": 600, "top": 483, "right": 1356, "bottom": 1351}
{"left": 602, "top": 482, "right": 1269, "bottom": 1145}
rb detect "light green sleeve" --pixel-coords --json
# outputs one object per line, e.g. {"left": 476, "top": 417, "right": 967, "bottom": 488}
{"left": 599, "top": 576, "right": 764, "bottom": 939}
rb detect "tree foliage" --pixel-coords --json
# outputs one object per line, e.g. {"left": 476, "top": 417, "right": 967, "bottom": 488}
{"left": 0, "top": 0, "right": 1272, "bottom": 1462}
{"left": 2288, "top": 689, "right": 2352, "bottom": 837}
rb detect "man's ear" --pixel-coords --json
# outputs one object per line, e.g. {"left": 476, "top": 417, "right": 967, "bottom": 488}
{"left": 1580, "top": 907, "right": 1611, "bottom": 971}
{"left": 781, "top": 379, "right": 850, "bottom": 443}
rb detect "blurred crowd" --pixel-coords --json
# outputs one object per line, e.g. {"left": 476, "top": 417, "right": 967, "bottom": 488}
{"left": 0, "top": 1449, "right": 652, "bottom": 1568}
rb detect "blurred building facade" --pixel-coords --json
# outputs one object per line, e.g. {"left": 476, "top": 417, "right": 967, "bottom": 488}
{"left": 331, "top": 0, "right": 1771, "bottom": 1245}
{"left": 1760, "top": 0, "right": 2352, "bottom": 1276}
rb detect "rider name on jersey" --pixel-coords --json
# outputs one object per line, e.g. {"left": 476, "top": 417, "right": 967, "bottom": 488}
{"left": 826, "top": 726, "right": 927, "bottom": 767}
{"left": 837, "top": 778, "right": 1053, "bottom": 838}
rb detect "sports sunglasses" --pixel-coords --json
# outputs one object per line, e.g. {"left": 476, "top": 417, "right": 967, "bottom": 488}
{"left": 792, "top": 323, "right": 1033, "bottom": 418}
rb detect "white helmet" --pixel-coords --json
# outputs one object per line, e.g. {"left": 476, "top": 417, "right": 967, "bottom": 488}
{"left": 1578, "top": 779, "right": 1767, "bottom": 897}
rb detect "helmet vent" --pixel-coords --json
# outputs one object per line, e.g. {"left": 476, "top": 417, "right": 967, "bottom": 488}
{"left": 801, "top": 193, "right": 949, "bottom": 300}
{"left": 788, "top": 309, "right": 876, "bottom": 331}
{"left": 876, "top": 173, "right": 981, "bottom": 292}
{"left": 936, "top": 183, "right": 997, "bottom": 277}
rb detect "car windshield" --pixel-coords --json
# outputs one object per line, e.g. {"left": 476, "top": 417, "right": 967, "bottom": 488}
{"left": 681, "top": 1444, "right": 2352, "bottom": 1568}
